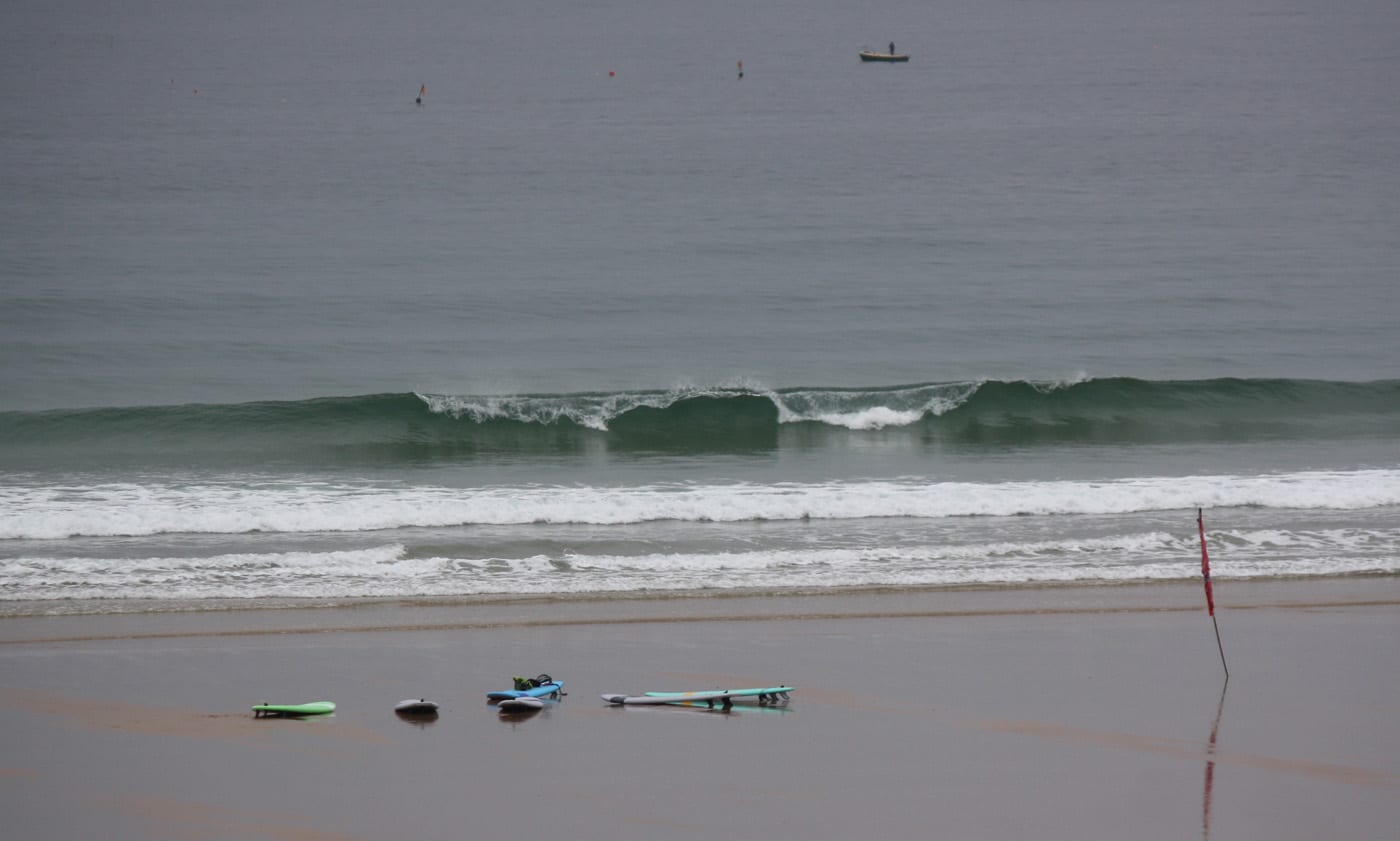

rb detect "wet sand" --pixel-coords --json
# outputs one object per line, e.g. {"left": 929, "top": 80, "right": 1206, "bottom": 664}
{"left": 2, "top": 578, "right": 1398, "bottom": 840}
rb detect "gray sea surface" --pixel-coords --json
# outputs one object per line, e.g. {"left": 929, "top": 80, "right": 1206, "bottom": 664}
{"left": 4, "top": 0, "right": 1398, "bottom": 408}
{"left": 2, "top": 0, "right": 1398, "bottom": 608}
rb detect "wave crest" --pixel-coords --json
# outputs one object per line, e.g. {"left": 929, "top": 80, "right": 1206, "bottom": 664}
{"left": 2, "top": 377, "right": 1396, "bottom": 468}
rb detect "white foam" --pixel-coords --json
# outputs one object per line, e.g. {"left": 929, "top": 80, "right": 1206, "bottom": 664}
{"left": 420, "top": 386, "right": 741, "bottom": 431}
{"left": 805, "top": 406, "right": 926, "bottom": 430}
{"left": 766, "top": 382, "right": 982, "bottom": 427}
{"left": 1, "top": 545, "right": 410, "bottom": 600}
{"left": 3, "top": 469, "right": 1399, "bottom": 540}
{"left": 420, "top": 381, "right": 988, "bottom": 432}
{"left": 5, "top": 528, "right": 1397, "bottom": 601}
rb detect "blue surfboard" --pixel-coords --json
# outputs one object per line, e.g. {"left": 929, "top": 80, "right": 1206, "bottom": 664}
{"left": 487, "top": 678, "right": 563, "bottom": 702}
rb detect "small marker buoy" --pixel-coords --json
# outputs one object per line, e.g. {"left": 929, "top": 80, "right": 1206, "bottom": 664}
{"left": 608, "top": 70, "right": 615, "bottom": 77}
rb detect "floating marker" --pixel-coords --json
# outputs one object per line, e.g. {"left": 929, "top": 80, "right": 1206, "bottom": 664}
{"left": 608, "top": 70, "right": 615, "bottom": 77}
{"left": 737, "top": 59, "right": 743, "bottom": 80}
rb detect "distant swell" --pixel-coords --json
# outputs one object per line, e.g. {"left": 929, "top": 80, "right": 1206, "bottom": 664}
{"left": 1, "top": 378, "right": 1397, "bottom": 469}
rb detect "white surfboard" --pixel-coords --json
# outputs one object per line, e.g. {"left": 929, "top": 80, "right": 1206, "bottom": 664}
{"left": 497, "top": 696, "right": 545, "bottom": 712}
{"left": 601, "top": 690, "right": 736, "bottom": 708}
{"left": 645, "top": 686, "right": 792, "bottom": 704}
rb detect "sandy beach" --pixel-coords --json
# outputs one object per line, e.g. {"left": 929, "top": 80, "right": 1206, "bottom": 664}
{"left": 2, "top": 578, "right": 1397, "bottom": 841}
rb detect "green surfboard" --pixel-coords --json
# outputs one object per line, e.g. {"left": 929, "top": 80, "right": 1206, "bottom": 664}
{"left": 252, "top": 700, "right": 336, "bottom": 717}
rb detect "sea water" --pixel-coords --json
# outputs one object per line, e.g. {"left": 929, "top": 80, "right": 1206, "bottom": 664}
{"left": 2, "top": 0, "right": 1398, "bottom": 612}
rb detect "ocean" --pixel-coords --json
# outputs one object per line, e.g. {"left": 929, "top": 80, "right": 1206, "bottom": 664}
{"left": 2, "top": 0, "right": 1398, "bottom": 613}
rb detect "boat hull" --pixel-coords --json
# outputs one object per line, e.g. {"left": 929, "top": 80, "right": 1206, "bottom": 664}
{"left": 859, "top": 52, "right": 909, "bottom": 62}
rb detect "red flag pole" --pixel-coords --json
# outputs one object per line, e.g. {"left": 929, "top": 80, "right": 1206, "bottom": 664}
{"left": 1198, "top": 508, "right": 1229, "bottom": 678}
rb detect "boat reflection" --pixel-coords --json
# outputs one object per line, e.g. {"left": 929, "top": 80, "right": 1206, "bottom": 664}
{"left": 394, "top": 709, "right": 439, "bottom": 728}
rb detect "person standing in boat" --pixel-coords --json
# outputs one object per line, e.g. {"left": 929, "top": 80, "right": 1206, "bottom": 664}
{"left": 889, "top": 41, "right": 896, "bottom": 55}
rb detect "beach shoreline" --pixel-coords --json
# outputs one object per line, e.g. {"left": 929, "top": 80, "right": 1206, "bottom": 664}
{"left": 3, "top": 574, "right": 1396, "bottom": 639}
{"left": 3, "top": 575, "right": 1397, "bottom": 840}
{"left": 5, "top": 573, "right": 1394, "bottom": 640}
